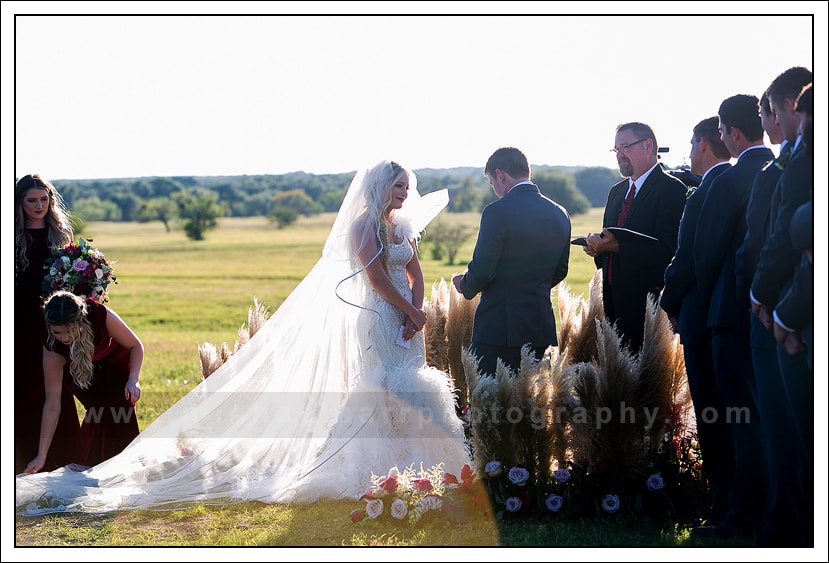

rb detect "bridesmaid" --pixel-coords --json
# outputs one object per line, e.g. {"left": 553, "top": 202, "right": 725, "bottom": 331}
{"left": 24, "top": 290, "right": 143, "bottom": 473}
{"left": 14, "top": 174, "right": 80, "bottom": 473}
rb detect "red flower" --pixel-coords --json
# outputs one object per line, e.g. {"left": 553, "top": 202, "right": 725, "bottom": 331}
{"left": 413, "top": 478, "right": 433, "bottom": 492}
{"left": 460, "top": 464, "right": 475, "bottom": 482}
{"left": 350, "top": 509, "right": 365, "bottom": 523}
{"left": 443, "top": 472, "right": 459, "bottom": 486}
{"left": 378, "top": 475, "right": 398, "bottom": 494}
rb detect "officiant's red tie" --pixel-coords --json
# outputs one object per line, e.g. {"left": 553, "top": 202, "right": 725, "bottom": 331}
{"left": 607, "top": 183, "right": 636, "bottom": 283}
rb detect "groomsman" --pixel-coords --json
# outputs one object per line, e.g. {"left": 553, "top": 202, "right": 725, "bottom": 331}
{"left": 660, "top": 116, "right": 731, "bottom": 526}
{"left": 750, "top": 68, "right": 813, "bottom": 547}
{"left": 736, "top": 75, "right": 809, "bottom": 549}
{"left": 691, "top": 94, "right": 772, "bottom": 540}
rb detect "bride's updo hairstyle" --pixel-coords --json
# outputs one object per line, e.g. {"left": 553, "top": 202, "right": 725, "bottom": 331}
{"left": 43, "top": 290, "right": 96, "bottom": 389}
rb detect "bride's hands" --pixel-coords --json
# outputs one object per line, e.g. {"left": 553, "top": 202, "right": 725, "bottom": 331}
{"left": 404, "top": 308, "right": 427, "bottom": 340}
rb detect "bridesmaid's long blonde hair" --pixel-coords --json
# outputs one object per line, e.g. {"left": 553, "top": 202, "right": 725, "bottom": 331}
{"left": 43, "top": 290, "right": 95, "bottom": 389}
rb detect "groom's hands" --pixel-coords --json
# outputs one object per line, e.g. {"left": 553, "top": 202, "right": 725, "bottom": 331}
{"left": 451, "top": 274, "right": 463, "bottom": 294}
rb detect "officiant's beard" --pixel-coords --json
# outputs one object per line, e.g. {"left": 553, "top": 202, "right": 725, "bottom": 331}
{"left": 618, "top": 158, "right": 633, "bottom": 178}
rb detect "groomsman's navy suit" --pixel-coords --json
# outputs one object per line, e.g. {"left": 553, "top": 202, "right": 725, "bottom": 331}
{"left": 694, "top": 144, "right": 773, "bottom": 535}
{"left": 660, "top": 161, "right": 731, "bottom": 522}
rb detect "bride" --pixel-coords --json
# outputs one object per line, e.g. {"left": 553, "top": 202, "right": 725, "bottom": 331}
{"left": 16, "top": 160, "right": 471, "bottom": 512}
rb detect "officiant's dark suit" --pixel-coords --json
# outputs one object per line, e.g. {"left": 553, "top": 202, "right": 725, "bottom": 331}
{"left": 453, "top": 147, "right": 571, "bottom": 378}
{"left": 599, "top": 167, "right": 686, "bottom": 353}
{"left": 590, "top": 123, "right": 686, "bottom": 356}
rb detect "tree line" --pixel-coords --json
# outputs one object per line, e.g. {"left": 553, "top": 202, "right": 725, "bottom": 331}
{"left": 54, "top": 165, "right": 624, "bottom": 240}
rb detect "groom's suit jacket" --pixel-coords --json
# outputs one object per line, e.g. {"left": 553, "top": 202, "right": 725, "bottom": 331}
{"left": 458, "top": 183, "right": 570, "bottom": 348}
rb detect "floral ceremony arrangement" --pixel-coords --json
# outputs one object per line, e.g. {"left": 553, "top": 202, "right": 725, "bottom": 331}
{"left": 350, "top": 463, "right": 486, "bottom": 527}
{"left": 476, "top": 431, "right": 706, "bottom": 525}
{"left": 42, "top": 237, "right": 116, "bottom": 303}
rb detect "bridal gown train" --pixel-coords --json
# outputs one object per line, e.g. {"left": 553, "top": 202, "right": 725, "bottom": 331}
{"left": 16, "top": 228, "right": 470, "bottom": 513}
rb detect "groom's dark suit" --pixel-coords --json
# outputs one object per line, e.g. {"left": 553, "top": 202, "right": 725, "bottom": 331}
{"left": 458, "top": 182, "right": 570, "bottom": 375}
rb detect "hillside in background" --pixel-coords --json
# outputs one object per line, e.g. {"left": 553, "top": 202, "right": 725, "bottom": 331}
{"left": 46, "top": 163, "right": 698, "bottom": 226}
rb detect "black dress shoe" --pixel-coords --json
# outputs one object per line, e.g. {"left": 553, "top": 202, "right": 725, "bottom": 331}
{"left": 692, "top": 519, "right": 754, "bottom": 539}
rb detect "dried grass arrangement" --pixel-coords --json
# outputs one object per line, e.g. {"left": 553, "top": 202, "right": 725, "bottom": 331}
{"left": 198, "top": 297, "right": 270, "bottom": 379}
{"left": 460, "top": 273, "right": 693, "bottom": 496}
{"left": 424, "top": 280, "right": 478, "bottom": 411}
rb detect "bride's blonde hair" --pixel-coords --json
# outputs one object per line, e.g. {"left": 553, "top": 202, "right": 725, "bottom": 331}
{"left": 376, "top": 161, "right": 407, "bottom": 275}
{"left": 351, "top": 161, "right": 410, "bottom": 276}
{"left": 43, "top": 290, "right": 96, "bottom": 389}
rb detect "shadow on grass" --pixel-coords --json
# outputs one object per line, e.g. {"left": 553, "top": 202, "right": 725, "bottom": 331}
{"left": 14, "top": 500, "right": 751, "bottom": 548}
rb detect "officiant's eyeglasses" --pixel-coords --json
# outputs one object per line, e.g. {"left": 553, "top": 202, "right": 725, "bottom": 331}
{"left": 610, "top": 138, "right": 648, "bottom": 154}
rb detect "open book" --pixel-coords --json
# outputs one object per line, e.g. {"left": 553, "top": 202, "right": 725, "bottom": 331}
{"left": 605, "top": 227, "right": 658, "bottom": 242}
{"left": 571, "top": 227, "right": 658, "bottom": 246}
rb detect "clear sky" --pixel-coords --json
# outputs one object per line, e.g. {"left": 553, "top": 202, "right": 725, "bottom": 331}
{"left": 3, "top": 3, "right": 826, "bottom": 181}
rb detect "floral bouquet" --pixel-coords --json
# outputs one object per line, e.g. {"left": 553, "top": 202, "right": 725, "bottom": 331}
{"left": 350, "top": 463, "right": 484, "bottom": 527}
{"left": 42, "top": 237, "right": 116, "bottom": 303}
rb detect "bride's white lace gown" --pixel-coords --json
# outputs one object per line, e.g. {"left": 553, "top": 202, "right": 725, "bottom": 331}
{"left": 15, "top": 173, "right": 468, "bottom": 513}
{"left": 290, "top": 240, "right": 469, "bottom": 501}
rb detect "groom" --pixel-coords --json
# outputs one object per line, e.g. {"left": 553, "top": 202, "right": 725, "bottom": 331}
{"left": 452, "top": 147, "right": 571, "bottom": 377}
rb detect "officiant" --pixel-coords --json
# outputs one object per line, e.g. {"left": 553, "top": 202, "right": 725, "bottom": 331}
{"left": 582, "top": 122, "right": 686, "bottom": 355}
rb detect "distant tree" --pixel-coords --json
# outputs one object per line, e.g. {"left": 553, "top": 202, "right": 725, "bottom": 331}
{"left": 147, "top": 177, "right": 187, "bottom": 198}
{"left": 136, "top": 197, "right": 178, "bottom": 231}
{"left": 72, "top": 196, "right": 123, "bottom": 221}
{"left": 426, "top": 220, "right": 475, "bottom": 265}
{"left": 231, "top": 191, "right": 275, "bottom": 217}
{"left": 450, "top": 177, "right": 484, "bottom": 212}
{"left": 533, "top": 170, "right": 591, "bottom": 216}
{"left": 318, "top": 187, "right": 347, "bottom": 212}
{"left": 107, "top": 190, "right": 143, "bottom": 221}
{"left": 172, "top": 188, "right": 225, "bottom": 240}
{"left": 573, "top": 166, "right": 620, "bottom": 207}
{"left": 272, "top": 189, "right": 323, "bottom": 216}
{"left": 267, "top": 205, "right": 299, "bottom": 228}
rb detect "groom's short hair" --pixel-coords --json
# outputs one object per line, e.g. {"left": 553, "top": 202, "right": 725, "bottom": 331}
{"left": 485, "top": 147, "right": 530, "bottom": 180}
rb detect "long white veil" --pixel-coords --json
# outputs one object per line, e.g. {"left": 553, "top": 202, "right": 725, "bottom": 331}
{"left": 16, "top": 161, "right": 449, "bottom": 513}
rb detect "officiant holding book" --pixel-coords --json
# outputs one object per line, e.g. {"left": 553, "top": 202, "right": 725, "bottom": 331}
{"left": 583, "top": 122, "right": 686, "bottom": 355}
